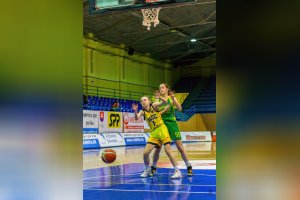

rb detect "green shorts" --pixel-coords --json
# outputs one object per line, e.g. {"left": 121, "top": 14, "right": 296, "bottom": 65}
{"left": 164, "top": 121, "right": 181, "bottom": 140}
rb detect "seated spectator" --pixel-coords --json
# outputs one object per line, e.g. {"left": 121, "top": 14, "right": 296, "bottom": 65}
{"left": 110, "top": 101, "right": 119, "bottom": 111}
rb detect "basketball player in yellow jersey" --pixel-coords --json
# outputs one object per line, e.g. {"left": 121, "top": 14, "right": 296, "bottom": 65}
{"left": 151, "top": 83, "right": 193, "bottom": 176}
{"left": 132, "top": 94, "right": 182, "bottom": 179}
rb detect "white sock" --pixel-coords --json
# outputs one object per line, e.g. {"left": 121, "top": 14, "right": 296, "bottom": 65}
{"left": 185, "top": 161, "right": 191, "bottom": 167}
{"left": 174, "top": 166, "right": 179, "bottom": 171}
{"left": 152, "top": 162, "right": 157, "bottom": 167}
{"left": 145, "top": 165, "right": 150, "bottom": 171}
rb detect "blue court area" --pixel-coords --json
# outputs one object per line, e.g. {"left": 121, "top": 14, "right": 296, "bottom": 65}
{"left": 83, "top": 162, "right": 216, "bottom": 200}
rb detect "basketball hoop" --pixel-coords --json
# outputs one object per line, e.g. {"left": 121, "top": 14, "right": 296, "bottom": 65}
{"left": 141, "top": 7, "right": 161, "bottom": 31}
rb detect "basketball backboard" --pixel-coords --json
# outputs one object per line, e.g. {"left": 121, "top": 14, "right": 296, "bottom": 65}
{"left": 89, "top": 0, "right": 196, "bottom": 15}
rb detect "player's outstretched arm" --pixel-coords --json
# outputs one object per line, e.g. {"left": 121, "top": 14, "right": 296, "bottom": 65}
{"left": 169, "top": 91, "right": 182, "bottom": 112}
{"left": 153, "top": 90, "right": 167, "bottom": 108}
{"left": 159, "top": 104, "right": 170, "bottom": 115}
{"left": 132, "top": 103, "right": 143, "bottom": 120}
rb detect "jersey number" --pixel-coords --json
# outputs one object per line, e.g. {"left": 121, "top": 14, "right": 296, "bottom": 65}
{"left": 151, "top": 121, "right": 156, "bottom": 127}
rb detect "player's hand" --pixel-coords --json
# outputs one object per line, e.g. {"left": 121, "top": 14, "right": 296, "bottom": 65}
{"left": 159, "top": 104, "right": 170, "bottom": 115}
{"left": 169, "top": 90, "right": 175, "bottom": 100}
{"left": 154, "top": 90, "right": 161, "bottom": 99}
{"left": 164, "top": 104, "right": 171, "bottom": 112}
{"left": 132, "top": 103, "right": 138, "bottom": 111}
{"left": 165, "top": 104, "right": 171, "bottom": 110}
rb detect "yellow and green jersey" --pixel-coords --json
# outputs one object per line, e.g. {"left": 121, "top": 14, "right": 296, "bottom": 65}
{"left": 143, "top": 104, "right": 164, "bottom": 130}
{"left": 158, "top": 96, "right": 177, "bottom": 122}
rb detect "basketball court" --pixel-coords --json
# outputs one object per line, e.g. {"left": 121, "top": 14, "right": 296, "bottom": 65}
{"left": 83, "top": 0, "right": 216, "bottom": 199}
{"left": 83, "top": 142, "right": 216, "bottom": 200}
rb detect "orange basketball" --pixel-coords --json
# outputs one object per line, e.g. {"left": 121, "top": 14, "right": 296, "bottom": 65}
{"left": 101, "top": 149, "right": 117, "bottom": 164}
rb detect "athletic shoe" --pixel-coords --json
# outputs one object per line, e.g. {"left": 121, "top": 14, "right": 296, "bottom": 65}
{"left": 187, "top": 165, "right": 193, "bottom": 176}
{"left": 151, "top": 166, "right": 157, "bottom": 175}
{"left": 171, "top": 169, "right": 182, "bottom": 179}
{"left": 140, "top": 169, "right": 151, "bottom": 178}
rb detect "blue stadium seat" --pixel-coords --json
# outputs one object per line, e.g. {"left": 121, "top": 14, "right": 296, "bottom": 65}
{"left": 84, "top": 95, "right": 146, "bottom": 112}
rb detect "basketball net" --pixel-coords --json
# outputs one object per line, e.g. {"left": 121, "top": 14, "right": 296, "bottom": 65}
{"left": 141, "top": 7, "right": 161, "bottom": 31}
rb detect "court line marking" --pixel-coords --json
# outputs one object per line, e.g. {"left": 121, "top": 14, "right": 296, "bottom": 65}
{"left": 83, "top": 162, "right": 216, "bottom": 171}
{"left": 83, "top": 182, "right": 216, "bottom": 187}
{"left": 153, "top": 173, "right": 216, "bottom": 176}
{"left": 83, "top": 188, "right": 216, "bottom": 194}
{"left": 83, "top": 173, "right": 140, "bottom": 180}
{"left": 83, "top": 163, "right": 143, "bottom": 171}
{"left": 83, "top": 172, "right": 216, "bottom": 180}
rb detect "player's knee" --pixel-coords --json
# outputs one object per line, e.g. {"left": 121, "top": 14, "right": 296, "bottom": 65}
{"left": 143, "top": 150, "right": 150, "bottom": 156}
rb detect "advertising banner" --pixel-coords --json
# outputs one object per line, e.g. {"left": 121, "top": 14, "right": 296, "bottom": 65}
{"left": 123, "top": 132, "right": 146, "bottom": 145}
{"left": 83, "top": 134, "right": 100, "bottom": 149}
{"left": 181, "top": 131, "right": 212, "bottom": 142}
{"left": 123, "top": 112, "right": 144, "bottom": 132}
{"left": 83, "top": 110, "right": 99, "bottom": 133}
{"left": 98, "top": 111, "right": 123, "bottom": 133}
{"left": 98, "top": 132, "right": 125, "bottom": 147}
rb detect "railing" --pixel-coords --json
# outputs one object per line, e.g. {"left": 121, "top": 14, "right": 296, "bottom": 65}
{"left": 175, "top": 105, "right": 216, "bottom": 121}
{"left": 83, "top": 85, "right": 154, "bottom": 101}
{"left": 83, "top": 76, "right": 157, "bottom": 100}
{"left": 83, "top": 76, "right": 157, "bottom": 90}
{"left": 175, "top": 105, "right": 196, "bottom": 121}
{"left": 83, "top": 76, "right": 216, "bottom": 120}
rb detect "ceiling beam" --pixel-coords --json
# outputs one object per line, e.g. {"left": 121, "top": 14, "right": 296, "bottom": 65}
{"left": 150, "top": 9, "right": 216, "bottom": 55}
{"left": 129, "top": 31, "right": 170, "bottom": 47}
{"left": 94, "top": 16, "right": 134, "bottom": 36}
{"left": 186, "top": 10, "right": 216, "bottom": 35}
{"left": 148, "top": 18, "right": 214, "bottom": 56}
{"left": 134, "top": 36, "right": 216, "bottom": 47}
{"left": 93, "top": 21, "right": 215, "bottom": 37}
{"left": 170, "top": 49, "right": 195, "bottom": 61}
{"left": 156, "top": 47, "right": 215, "bottom": 60}
{"left": 170, "top": 48, "right": 216, "bottom": 62}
